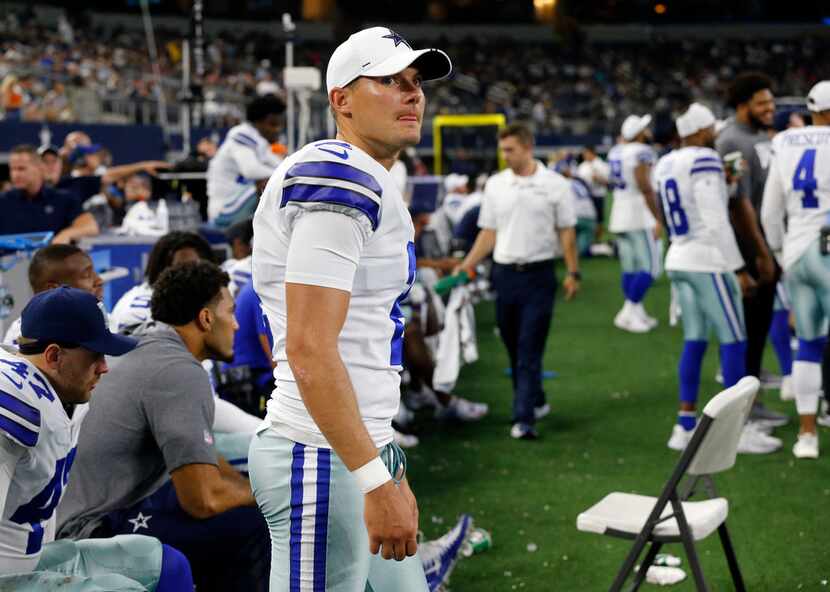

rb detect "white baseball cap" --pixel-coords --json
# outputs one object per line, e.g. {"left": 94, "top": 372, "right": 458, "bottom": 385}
{"left": 621, "top": 114, "right": 652, "bottom": 141}
{"left": 676, "top": 103, "right": 717, "bottom": 138}
{"left": 326, "top": 27, "right": 452, "bottom": 94}
{"left": 807, "top": 81, "right": 830, "bottom": 112}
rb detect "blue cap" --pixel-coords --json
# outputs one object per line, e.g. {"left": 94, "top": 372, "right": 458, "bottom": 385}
{"left": 68, "top": 144, "right": 104, "bottom": 165}
{"left": 20, "top": 287, "right": 137, "bottom": 356}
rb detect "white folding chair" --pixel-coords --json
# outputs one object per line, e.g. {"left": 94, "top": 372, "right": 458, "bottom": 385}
{"left": 577, "top": 376, "right": 760, "bottom": 591}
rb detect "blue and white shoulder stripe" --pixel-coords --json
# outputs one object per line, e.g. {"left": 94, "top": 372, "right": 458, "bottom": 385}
{"left": 280, "top": 154, "right": 383, "bottom": 231}
{"left": 690, "top": 152, "right": 724, "bottom": 176}
{"left": 0, "top": 375, "right": 41, "bottom": 448}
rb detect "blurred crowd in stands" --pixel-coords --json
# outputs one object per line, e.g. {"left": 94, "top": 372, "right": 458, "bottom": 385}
{"left": 2, "top": 7, "right": 830, "bottom": 135}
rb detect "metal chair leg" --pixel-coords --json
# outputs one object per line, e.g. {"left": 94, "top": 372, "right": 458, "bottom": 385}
{"left": 717, "top": 524, "right": 746, "bottom": 592}
{"left": 672, "top": 499, "right": 709, "bottom": 592}
{"left": 609, "top": 534, "right": 650, "bottom": 592}
{"left": 628, "top": 541, "right": 664, "bottom": 592}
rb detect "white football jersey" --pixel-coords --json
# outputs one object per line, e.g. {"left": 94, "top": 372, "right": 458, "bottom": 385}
{"left": 110, "top": 282, "right": 153, "bottom": 334}
{"left": 608, "top": 142, "right": 658, "bottom": 232}
{"left": 654, "top": 147, "right": 744, "bottom": 273}
{"left": 761, "top": 126, "right": 830, "bottom": 271}
{"left": 206, "top": 122, "right": 282, "bottom": 221}
{"left": 0, "top": 347, "right": 87, "bottom": 573}
{"left": 253, "top": 139, "right": 415, "bottom": 448}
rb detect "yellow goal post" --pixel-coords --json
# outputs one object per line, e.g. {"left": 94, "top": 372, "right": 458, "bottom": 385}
{"left": 432, "top": 114, "right": 507, "bottom": 175}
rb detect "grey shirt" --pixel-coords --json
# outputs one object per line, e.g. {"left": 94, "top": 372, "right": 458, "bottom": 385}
{"left": 715, "top": 119, "right": 773, "bottom": 212}
{"left": 57, "top": 323, "right": 217, "bottom": 539}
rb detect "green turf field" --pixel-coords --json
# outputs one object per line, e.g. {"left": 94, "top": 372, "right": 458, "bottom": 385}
{"left": 407, "top": 256, "right": 830, "bottom": 591}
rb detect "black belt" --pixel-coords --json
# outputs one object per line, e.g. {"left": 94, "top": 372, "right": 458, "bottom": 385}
{"left": 497, "top": 259, "right": 554, "bottom": 272}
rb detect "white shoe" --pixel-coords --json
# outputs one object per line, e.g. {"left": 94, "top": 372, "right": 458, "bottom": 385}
{"left": 667, "top": 424, "right": 694, "bottom": 451}
{"left": 737, "top": 423, "right": 782, "bottom": 454}
{"left": 614, "top": 307, "right": 652, "bottom": 333}
{"left": 393, "top": 429, "right": 419, "bottom": 448}
{"left": 534, "top": 403, "right": 551, "bottom": 420}
{"left": 436, "top": 396, "right": 489, "bottom": 422}
{"left": 793, "top": 432, "right": 819, "bottom": 459}
{"left": 405, "top": 387, "right": 439, "bottom": 410}
{"left": 779, "top": 375, "right": 794, "bottom": 401}
{"left": 589, "top": 242, "right": 614, "bottom": 257}
{"left": 633, "top": 303, "right": 658, "bottom": 329}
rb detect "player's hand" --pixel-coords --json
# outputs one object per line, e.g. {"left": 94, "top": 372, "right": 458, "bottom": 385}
{"left": 364, "top": 480, "right": 418, "bottom": 561}
{"left": 142, "top": 160, "right": 173, "bottom": 176}
{"left": 736, "top": 270, "right": 757, "bottom": 298}
{"left": 563, "top": 276, "right": 580, "bottom": 300}
{"left": 398, "top": 477, "right": 420, "bottom": 541}
{"left": 653, "top": 222, "right": 664, "bottom": 240}
{"left": 755, "top": 252, "right": 776, "bottom": 285}
{"left": 452, "top": 263, "right": 474, "bottom": 278}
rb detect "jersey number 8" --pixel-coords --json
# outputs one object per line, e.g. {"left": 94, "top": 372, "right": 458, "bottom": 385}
{"left": 658, "top": 178, "right": 689, "bottom": 237}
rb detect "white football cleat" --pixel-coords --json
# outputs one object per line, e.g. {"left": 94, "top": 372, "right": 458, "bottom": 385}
{"left": 793, "top": 432, "right": 819, "bottom": 459}
{"left": 667, "top": 424, "right": 694, "bottom": 451}
{"left": 534, "top": 403, "right": 551, "bottom": 420}
{"left": 633, "top": 303, "right": 658, "bottom": 329}
{"left": 614, "top": 307, "right": 652, "bottom": 333}
{"left": 779, "top": 375, "right": 794, "bottom": 401}
{"left": 737, "top": 423, "right": 782, "bottom": 454}
{"left": 435, "top": 396, "right": 489, "bottom": 422}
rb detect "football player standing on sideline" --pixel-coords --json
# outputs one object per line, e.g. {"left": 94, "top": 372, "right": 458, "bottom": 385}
{"left": 655, "top": 104, "right": 781, "bottom": 455}
{"left": 457, "top": 123, "right": 580, "bottom": 441}
{"left": 607, "top": 115, "right": 663, "bottom": 333}
{"left": 761, "top": 81, "right": 830, "bottom": 459}
{"left": 249, "top": 27, "right": 455, "bottom": 591}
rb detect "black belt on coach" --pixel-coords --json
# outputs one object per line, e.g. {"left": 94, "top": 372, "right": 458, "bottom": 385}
{"left": 498, "top": 258, "right": 555, "bottom": 272}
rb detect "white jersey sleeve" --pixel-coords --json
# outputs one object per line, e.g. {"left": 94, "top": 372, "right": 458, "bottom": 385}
{"left": 0, "top": 361, "right": 42, "bottom": 449}
{"left": 760, "top": 136, "right": 788, "bottom": 259}
{"left": 225, "top": 132, "right": 281, "bottom": 181}
{"left": 608, "top": 143, "right": 658, "bottom": 232}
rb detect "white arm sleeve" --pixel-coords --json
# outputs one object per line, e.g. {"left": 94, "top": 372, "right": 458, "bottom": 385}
{"left": 285, "top": 210, "right": 368, "bottom": 292}
{"left": 694, "top": 173, "right": 745, "bottom": 270}
{"left": 554, "top": 181, "right": 578, "bottom": 229}
{"left": 477, "top": 181, "right": 498, "bottom": 229}
{"left": 0, "top": 436, "right": 24, "bottom": 518}
{"left": 761, "top": 156, "right": 787, "bottom": 255}
{"left": 213, "top": 396, "right": 262, "bottom": 434}
{"left": 228, "top": 141, "right": 280, "bottom": 181}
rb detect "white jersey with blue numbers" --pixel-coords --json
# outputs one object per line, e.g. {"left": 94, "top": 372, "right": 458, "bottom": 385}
{"left": 608, "top": 142, "right": 658, "bottom": 233}
{"left": 761, "top": 126, "right": 830, "bottom": 271}
{"left": 0, "top": 347, "right": 86, "bottom": 573}
{"left": 252, "top": 139, "right": 415, "bottom": 449}
{"left": 654, "top": 146, "right": 744, "bottom": 273}
{"left": 207, "top": 122, "right": 283, "bottom": 222}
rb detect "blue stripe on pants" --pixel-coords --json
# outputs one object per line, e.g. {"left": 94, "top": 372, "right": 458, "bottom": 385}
{"left": 289, "top": 443, "right": 305, "bottom": 592}
{"left": 711, "top": 273, "right": 740, "bottom": 341}
{"left": 314, "top": 449, "right": 331, "bottom": 592}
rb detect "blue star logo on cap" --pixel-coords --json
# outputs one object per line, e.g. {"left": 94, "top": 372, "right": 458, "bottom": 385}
{"left": 382, "top": 29, "right": 411, "bottom": 49}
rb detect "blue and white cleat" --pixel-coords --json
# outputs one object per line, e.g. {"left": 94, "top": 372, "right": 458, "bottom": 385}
{"left": 420, "top": 514, "right": 473, "bottom": 592}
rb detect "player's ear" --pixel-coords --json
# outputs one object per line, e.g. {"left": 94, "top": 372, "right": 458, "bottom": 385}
{"left": 196, "top": 307, "right": 213, "bottom": 332}
{"left": 329, "top": 87, "right": 353, "bottom": 120}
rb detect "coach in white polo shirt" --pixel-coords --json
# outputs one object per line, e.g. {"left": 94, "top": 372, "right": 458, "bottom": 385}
{"left": 459, "top": 123, "right": 579, "bottom": 440}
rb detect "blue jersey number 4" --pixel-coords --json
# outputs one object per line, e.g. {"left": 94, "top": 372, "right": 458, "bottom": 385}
{"left": 658, "top": 178, "right": 689, "bottom": 237}
{"left": 793, "top": 148, "right": 818, "bottom": 209}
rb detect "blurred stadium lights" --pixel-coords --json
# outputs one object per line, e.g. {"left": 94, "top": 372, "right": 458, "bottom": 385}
{"left": 654, "top": 3, "right": 667, "bottom": 15}
{"left": 533, "top": 0, "right": 557, "bottom": 22}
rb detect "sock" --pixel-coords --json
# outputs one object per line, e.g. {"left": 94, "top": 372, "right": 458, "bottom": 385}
{"left": 794, "top": 337, "right": 827, "bottom": 415}
{"left": 156, "top": 544, "right": 194, "bottom": 592}
{"left": 769, "top": 309, "right": 793, "bottom": 376}
{"left": 679, "top": 340, "right": 708, "bottom": 405}
{"left": 629, "top": 271, "right": 654, "bottom": 304}
{"left": 621, "top": 273, "right": 635, "bottom": 301}
{"left": 719, "top": 341, "right": 747, "bottom": 388}
{"left": 677, "top": 411, "right": 697, "bottom": 431}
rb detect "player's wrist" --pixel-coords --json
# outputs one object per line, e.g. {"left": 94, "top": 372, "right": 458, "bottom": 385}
{"left": 352, "top": 456, "right": 392, "bottom": 494}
